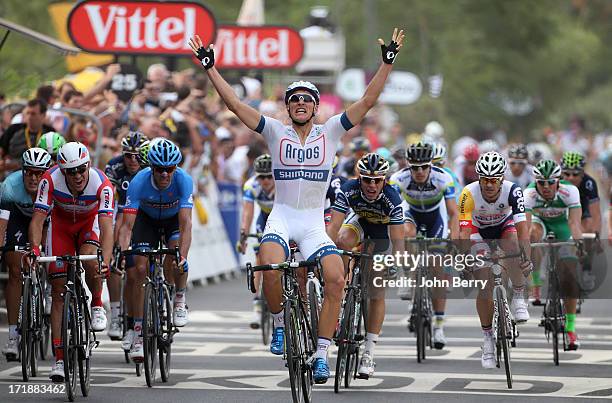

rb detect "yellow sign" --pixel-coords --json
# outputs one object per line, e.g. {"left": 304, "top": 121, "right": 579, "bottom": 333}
{"left": 48, "top": 2, "right": 114, "bottom": 73}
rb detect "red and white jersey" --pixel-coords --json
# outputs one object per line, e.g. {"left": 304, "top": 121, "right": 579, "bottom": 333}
{"left": 34, "top": 166, "right": 114, "bottom": 221}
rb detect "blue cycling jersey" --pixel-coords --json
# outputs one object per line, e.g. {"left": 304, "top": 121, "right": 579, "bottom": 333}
{"left": 442, "top": 166, "right": 461, "bottom": 202}
{"left": 124, "top": 167, "right": 194, "bottom": 219}
{"left": 332, "top": 179, "right": 404, "bottom": 225}
{"left": 0, "top": 171, "right": 34, "bottom": 217}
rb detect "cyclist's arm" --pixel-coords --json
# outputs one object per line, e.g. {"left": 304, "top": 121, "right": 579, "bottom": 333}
{"left": 240, "top": 200, "right": 254, "bottom": 236}
{"left": 389, "top": 223, "right": 405, "bottom": 256}
{"left": 345, "top": 62, "right": 393, "bottom": 126}
{"left": 178, "top": 208, "right": 192, "bottom": 259}
{"left": 113, "top": 212, "right": 124, "bottom": 245}
{"left": 118, "top": 213, "right": 136, "bottom": 251}
{"left": 445, "top": 198, "right": 459, "bottom": 239}
{"left": 509, "top": 184, "right": 530, "bottom": 259}
{"left": 28, "top": 211, "right": 46, "bottom": 250}
{"left": 457, "top": 187, "right": 473, "bottom": 240}
{"left": 587, "top": 199, "right": 601, "bottom": 234}
{"left": 206, "top": 67, "right": 261, "bottom": 131}
{"left": 569, "top": 206, "right": 583, "bottom": 240}
{"left": 99, "top": 214, "right": 114, "bottom": 267}
{"left": 326, "top": 210, "right": 346, "bottom": 243}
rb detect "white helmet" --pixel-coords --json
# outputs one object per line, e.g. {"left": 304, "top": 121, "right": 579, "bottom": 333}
{"left": 431, "top": 142, "right": 447, "bottom": 164}
{"left": 424, "top": 121, "right": 444, "bottom": 139}
{"left": 57, "top": 142, "right": 90, "bottom": 169}
{"left": 284, "top": 81, "right": 320, "bottom": 104}
{"left": 476, "top": 151, "right": 507, "bottom": 177}
{"left": 22, "top": 147, "right": 52, "bottom": 170}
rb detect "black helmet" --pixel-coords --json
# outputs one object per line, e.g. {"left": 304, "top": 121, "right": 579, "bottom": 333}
{"left": 357, "top": 153, "right": 390, "bottom": 176}
{"left": 122, "top": 131, "right": 149, "bottom": 153}
{"left": 254, "top": 154, "right": 272, "bottom": 175}
{"left": 406, "top": 142, "right": 434, "bottom": 164}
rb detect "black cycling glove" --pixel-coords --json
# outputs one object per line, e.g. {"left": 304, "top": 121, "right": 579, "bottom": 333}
{"left": 381, "top": 40, "right": 400, "bottom": 64}
{"left": 195, "top": 45, "right": 215, "bottom": 70}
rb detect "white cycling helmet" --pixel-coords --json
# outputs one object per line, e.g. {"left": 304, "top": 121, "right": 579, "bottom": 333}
{"left": 22, "top": 147, "right": 52, "bottom": 170}
{"left": 57, "top": 142, "right": 90, "bottom": 169}
{"left": 424, "top": 121, "right": 444, "bottom": 139}
{"left": 284, "top": 81, "right": 320, "bottom": 104}
{"left": 431, "top": 142, "right": 447, "bottom": 164}
{"left": 476, "top": 151, "right": 507, "bottom": 177}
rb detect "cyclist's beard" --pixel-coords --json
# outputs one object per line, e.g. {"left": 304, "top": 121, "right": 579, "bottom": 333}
{"left": 291, "top": 111, "right": 315, "bottom": 126}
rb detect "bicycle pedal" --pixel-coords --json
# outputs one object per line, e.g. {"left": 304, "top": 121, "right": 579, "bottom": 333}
{"left": 354, "top": 334, "right": 364, "bottom": 342}
{"left": 531, "top": 299, "right": 544, "bottom": 306}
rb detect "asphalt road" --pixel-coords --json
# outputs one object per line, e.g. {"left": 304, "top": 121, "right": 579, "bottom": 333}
{"left": 1, "top": 274, "right": 611, "bottom": 403}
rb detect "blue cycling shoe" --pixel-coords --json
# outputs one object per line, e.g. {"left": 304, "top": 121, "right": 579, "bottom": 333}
{"left": 312, "top": 358, "right": 330, "bottom": 384}
{"left": 270, "top": 327, "right": 284, "bottom": 355}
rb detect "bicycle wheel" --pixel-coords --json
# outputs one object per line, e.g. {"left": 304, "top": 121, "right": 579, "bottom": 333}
{"left": 261, "top": 299, "right": 272, "bottom": 345}
{"left": 299, "top": 301, "right": 314, "bottom": 403}
{"left": 496, "top": 291, "right": 512, "bottom": 389}
{"left": 30, "top": 284, "right": 41, "bottom": 377}
{"left": 284, "top": 302, "right": 303, "bottom": 403}
{"left": 345, "top": 296, "right": 359, "bottom": 388}
{"left": 335, "top": 288, "right": 354, "bottom": 392}
{"left": 143, "top": 283, "right": 158, "bottom": 387}
{"left": 42, "top": 314, "right": 51, "bottom": 361}
{"left": 307, "top": 280, "right": 320, "bottom": 340}
{"left": 20, "top": 278, "right": 32, "bottom": 381}
{"left": 414, "top": 283, "right": 426, "bottom": 363}
{"left": 159, "top": 284, "right": 173, "bottom": 383}
{"left": 62, "top": 292, "right": 78, "bottom": 402}
{"left": 78, "top": 296, "right": 92, "bottom": 397}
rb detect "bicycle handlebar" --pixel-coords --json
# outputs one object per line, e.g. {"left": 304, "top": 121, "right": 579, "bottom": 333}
{"left": 337, "top": 249, "right": 371, "bottom": 259}
{"left": 530, "top": 241, "right": 577, "bottom": 248}
{"left": 37, "top": 254, "right": 98, "bottom": 263}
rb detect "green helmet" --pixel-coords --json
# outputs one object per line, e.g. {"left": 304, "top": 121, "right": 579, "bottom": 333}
{"left": 37, "top": 132, "right": 66, "bottom": 156}
{"left": 560, "top": 151, "right": 585, "bottom": 170}
{"left": 534, "top": 159, "right": 562, "bottom": 180}
{"left": 138, "top": 141, "right": 151, "bottom": 167}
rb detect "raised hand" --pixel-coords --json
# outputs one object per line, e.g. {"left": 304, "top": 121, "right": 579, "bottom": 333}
{"left": 378, "top": 28, "right": 405, "bottom": 64}
{"left": 188, "top": 35, "right": 215, "bottom": 70}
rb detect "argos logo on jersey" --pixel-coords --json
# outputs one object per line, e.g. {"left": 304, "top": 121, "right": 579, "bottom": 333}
{"left": 279, "top": 136, "right": 325, "bottom": 167}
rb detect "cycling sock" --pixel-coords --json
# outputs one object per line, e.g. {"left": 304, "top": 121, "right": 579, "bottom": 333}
{"left": 315, "top": 337, "right": 331, "bottom": 360}
{"left": 91, "top": 292, "right": 103, "bottom": 307}
{"left": 134, "top": 318, "right": 143, "bottom": 336}
{"left": 434, "top": 312, "right": 445, "bottom": 328}
{"left": 8, "top": 325, "right": 18, "bottom": 339}
{"left": 53, "top": 339, "right": 63, "bottom": 361}
{"left": 566, "top": 313, "right": 576, "bottom": 332}
{"left": 531, "top": 270, "right": 542, "bottom": 287}
{"left": 174, "top": 288, "right": 186, "bottom": 305}
{"left": 127, "top": 316, "right": 134, "bottom": 330}
{"left": 513, "top": 286, "right": 525, "bottom": 299}
{"left": 482, "top": 325, "right": 493, "bottom": 338}
{"left": 271, "top": 311, "right": 284, "bottom": 328}
{"left": 364, "top": 332, "right": 379, "bottom": 355}
{"left": 110, "top": 302, "right": 121, "bottom": 320}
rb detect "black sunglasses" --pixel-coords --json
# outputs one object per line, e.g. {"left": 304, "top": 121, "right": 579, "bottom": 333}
{"left": 64, "top": 164, "right": 88, "bottom": 176}
{"left": 23, "top": 168, "right": 46, "bottom": 177}
{"left": 361, "top": 176, "right": 385, "bottom": 184}
{"left": 288, "top": 93, "right": 315, "bottom": 104}
{"left": 123, "top": 153, "right": 139, "bottom": 160}
{"left": 409, "top": 164, "right": 431, "bottom": 172}
{"left": 562, "top": 170, "right": 582, "bottom": 177}
{"left": 537, "top": 179, "right": 558, "bottom": 186}
{"left": 257, "top": 174, "right": 273, "bottom": 180}
{"left": 152, "top": 165, "right": 176, "bottom": 174}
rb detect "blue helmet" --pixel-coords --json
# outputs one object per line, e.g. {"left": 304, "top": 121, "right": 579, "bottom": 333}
{"left": 148, "top": 138, "right": 182, "bottom": 167}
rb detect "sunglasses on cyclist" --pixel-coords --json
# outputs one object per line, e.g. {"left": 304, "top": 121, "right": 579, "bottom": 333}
{"left": 361, "top": 176, "right": 385, "bottom": 184}
{"left": 257, "top": 174, "right": 273, "bottom": 180}
{"left": 123, "top": 152, "right": 139, "bottom": 160}
{"left": 409, "top": 164, "right": 431, "bottom": 172}
{"left": 152, "top": 165, "right": 176, "bottom": 174}
{"left": 23, "top": 168, "right": 46, "bottom": 178}
{"left": 537, "top": 179, "right": 558, "bottom": 186}
{"left": 509, "top": 161, "right": 526, "bottom": 166}
{"left": 562, "top": 170, "right": 582, "bottom": 177}
{"left": 64, "top": 164, "right": 88, "bottom": 177}
{"left": 288, "top": 93, "right": 315, "bottom": 104}
{"left": 479, "top": 176, "right": 502, "bottom": 185}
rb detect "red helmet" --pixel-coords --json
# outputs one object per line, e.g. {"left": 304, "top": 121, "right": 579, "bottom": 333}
{"left": 463, "top": 144, "right": 480, "bottom": 162}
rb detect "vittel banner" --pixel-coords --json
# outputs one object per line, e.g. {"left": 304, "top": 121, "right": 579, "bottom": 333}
{"left": 67, "top": 0, "right": 217, "bottom": 55}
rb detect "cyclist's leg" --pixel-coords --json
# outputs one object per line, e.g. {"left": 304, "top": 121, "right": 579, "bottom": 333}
{"left": 78, "top": 216, "right": 106, "bottom": 331}
{"left": 337, "top": 211, "right": 362, "bottom": 274}
{"left": 423, "top": 209, "right": 448, "bottom": 344}
{"left": 3, "top": 252, "right": 22, "bottom": 357}
{"left": 498, "top": 218, "right": 530, "bottom": 322}
{"left": 529, "top": 218, "right": 546, "bottom": 302}
{"left": 555, "top": 228, "right": 580, "bottom": 348}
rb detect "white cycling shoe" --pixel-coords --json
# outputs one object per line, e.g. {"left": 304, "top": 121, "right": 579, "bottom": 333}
{"left": 130, "top": 338, "right": 144, "bottom": 363}
{"left": 49, "top": 360, "right": 65, "bottom": 383}
{"left": 481, "top": 336, "right": 496, "bottom": 369}
{"left": 122, "top": 329, "right": 135, "bottom": 351}
{"left": 433, "top": 327, "right": 447, "bottom": 349}
{"left": 511, "top": 298, "right": 530, "bottom": 323}
{"left": 357, "top": 352, "right": 376, "bottom": 379}
{"left": 2, "top": 337, "right": 20, "bottom": 361}
{"left": 91, "top": 307, "right": 108, "bottom": 332}
{"left": 173, "top": 304, "right": 189, "bottom": 327}
{"left": 108, "top": 320, "right": 122, "bottom": 340}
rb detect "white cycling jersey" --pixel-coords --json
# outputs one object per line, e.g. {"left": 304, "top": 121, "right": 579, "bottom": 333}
{"left": 254, "top": 112, "right": 354, "bottom": 260}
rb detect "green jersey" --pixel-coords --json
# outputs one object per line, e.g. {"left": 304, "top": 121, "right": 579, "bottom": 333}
{"left": 523, "top": 180, "right": 580, "bottom": 240}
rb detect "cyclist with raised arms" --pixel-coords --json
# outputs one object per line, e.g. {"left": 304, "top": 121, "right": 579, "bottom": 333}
{"left": 457, "top": 151, "right": 532, "bottom": 369}
{"left": 189, "top": 27, "right": 404, "bottom": 384}
{"left": 523, "top": 160, "right": 582, "bottom": 349}
{"left": 118, "top": 138, "right": 193, "bottom": 362}
{"left": 560, "top": 151, "right": 600, "bottom": 290}
{"left": 104, "top": 131, "right": 150, "bottom": 345}
{"left": 236, "top": 154, "right": 275, "bottom": 329}
{"left": 327, "top": 153, "right": 404, "bottom": 379}
{"left": 29, "top": 142, "right": 114, "bottom": 382}
{"left": 390, "top": 142, "right": 459, "bottom": 349}
{"left": 0, "top": 148, "right": 52, "bottom": 360}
